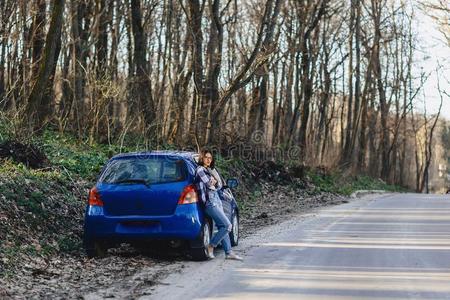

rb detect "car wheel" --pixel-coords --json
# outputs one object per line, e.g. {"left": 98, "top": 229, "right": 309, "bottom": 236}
{"left": 189, "top": 221, "right": 212, "bottom": 261}
{"left": 85, "top": 240, "right": 108, "bottom": 258}
{"left": 229, "top": 212, "right": 239, "bottom": 246}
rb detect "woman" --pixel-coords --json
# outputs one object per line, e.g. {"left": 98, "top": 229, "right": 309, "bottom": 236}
{"left": 195, "top": 149, "right": 243, "bottom": 261}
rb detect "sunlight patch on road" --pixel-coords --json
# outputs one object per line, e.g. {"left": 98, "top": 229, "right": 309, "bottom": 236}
{"left": 199, "top": 294, "right": 413, "bottom": 300}
{"left": 262, "top": 241, "right": 450, "bottom": 250}
{"left": 306, "top": 230, "right": 450, "bottom": 236}
{"left": 237, "top": 268, "right": 450, "bottom": 280}
{"left": 323, "top": 209, "right": 450, "bottom": 213}
{"left": 298, "top": 237, "right": 450, "bottom": 245}
{"left": 333, "top": 222, "right": 450, "bottom": 226}
{"left": 321, "top": 214, "right": 450, "bottom": 220}
{"left": 227, "top": 267, "right": 450, "bottom": 297}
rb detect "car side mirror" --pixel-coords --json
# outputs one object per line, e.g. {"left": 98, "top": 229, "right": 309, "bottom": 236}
{"left": 226, "top": 178, "right": 239, "bottom": 189}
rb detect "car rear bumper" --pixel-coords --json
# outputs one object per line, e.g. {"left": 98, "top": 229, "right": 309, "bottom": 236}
{"left": 84, "top": 203, "right": 204, "bottom": 243}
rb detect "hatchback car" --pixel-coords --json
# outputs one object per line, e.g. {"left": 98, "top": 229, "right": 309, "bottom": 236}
{"left": 83, "top": 151, "right": 240, "bottom": 260}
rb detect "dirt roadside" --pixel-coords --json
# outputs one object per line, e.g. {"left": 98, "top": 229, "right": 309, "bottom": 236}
{"left": 0, "top": 184, "right": 349, "bottom": 299}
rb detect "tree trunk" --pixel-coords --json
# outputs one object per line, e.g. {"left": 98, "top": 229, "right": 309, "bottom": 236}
{"left": 25, "top": 0, "right": 65, "bottom": 132}
{"left": 352, "top": 0, "right": 361, "bottom": 161}
{"left": 95, "top": 0, "right": 108, "bottom": 79}
{"left": 205, "top": 0, "right": 224, "bottom": 145}
{"left": 252, "top": 0, "right": 282, "bottom": 141}
{"left": 186, "top": 0, "right": 205, "bottom": 142}
{"left": 130, "top": 0, "right": 155, "bottom": 138}
{"left": 70, "top": 0, "right": 85, "bottom": 136}
{"left": 30, "top": 0, "right": 46, "bottom": 80}
{"left": 342, "top": 0, "right": 354, "bottom": 165}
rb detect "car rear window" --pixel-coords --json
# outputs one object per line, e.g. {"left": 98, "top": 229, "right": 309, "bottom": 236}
{"left": 99, "top": 157, "right": 187, "bottom": 184}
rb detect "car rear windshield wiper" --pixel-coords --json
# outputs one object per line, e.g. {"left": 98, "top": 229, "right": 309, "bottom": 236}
{"left": 111, "top": 179, "right": 151, "bottom": 186}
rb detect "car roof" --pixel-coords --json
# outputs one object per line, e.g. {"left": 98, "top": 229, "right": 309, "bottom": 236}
{"left": 111, "top": 150, "right": 199, "bottom": 162}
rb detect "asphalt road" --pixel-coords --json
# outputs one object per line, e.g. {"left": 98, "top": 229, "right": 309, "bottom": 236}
{"left": 150, "top": 193, "right": 450, "bottom": 300}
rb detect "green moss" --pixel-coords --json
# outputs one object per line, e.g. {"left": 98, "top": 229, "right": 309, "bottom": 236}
{"left": 16, "top": 191, "right": 47, "bottom": 216}
{"left": 57, "top": 236, "right": 81, "bottom": 253}
{"left": 40, "top": 243, "right": 58, "bottom": 256}
{"left": 36, "top": 131, "right": 112, "bottom": 180}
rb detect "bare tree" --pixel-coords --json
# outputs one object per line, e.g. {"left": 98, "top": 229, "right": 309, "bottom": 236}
{"left": 25, "top": 0, "right": 65, "bottom": 132}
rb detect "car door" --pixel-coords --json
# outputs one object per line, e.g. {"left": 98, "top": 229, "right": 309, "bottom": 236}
{"left": 217, "top": 171, "right": 235, "bottom": 221}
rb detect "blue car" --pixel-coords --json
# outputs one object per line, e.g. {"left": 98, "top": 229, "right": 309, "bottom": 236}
{"left": 83, "top": 151, "right": 240, "bottom": 260}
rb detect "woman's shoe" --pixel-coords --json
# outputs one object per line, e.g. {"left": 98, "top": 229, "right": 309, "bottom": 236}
{"left": 207, "top": 245, "right": 215, "bottom": 259}
{"left": 225, "top": 252, "right": 243, "bottom": 261}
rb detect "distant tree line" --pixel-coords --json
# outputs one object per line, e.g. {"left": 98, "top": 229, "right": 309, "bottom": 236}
{"left": 0, "top": 0, "right": 446, "bottom": 191}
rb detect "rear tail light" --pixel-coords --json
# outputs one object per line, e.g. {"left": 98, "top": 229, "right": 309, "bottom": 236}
{"left": 88, "top": 187, "right": 104, "bottom": 206}
{"left": 178, "top": 184, "right": 198, "bottom": 204}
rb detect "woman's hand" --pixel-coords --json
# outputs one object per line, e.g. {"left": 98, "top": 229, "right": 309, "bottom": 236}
{"left": 210, "top": 177, "right": 217, "bottom": 187}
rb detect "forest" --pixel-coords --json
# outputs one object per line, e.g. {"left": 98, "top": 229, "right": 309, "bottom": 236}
{"left": 0, "top": 0, "right": 449, "bottom": 191}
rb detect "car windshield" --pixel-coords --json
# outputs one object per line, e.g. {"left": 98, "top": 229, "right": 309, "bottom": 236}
{"left": 99, "top": 157, "right": 186, "bottom": 185}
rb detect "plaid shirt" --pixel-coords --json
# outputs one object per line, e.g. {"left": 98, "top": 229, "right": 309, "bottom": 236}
{"left": 195, "top": 166, "right": 216, "bottom": 205}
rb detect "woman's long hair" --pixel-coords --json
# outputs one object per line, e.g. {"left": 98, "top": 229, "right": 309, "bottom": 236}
{"left": 198, "top": 149, "right": 215, "bottom": 169}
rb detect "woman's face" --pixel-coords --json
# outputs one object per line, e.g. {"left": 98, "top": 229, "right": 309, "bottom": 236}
{"left": 203, "top": 152, "right": 213, "bottom": 167}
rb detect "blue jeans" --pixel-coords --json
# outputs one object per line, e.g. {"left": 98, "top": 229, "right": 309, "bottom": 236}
{"left": 205, "top": 190, "right": 232, "bottom": 255}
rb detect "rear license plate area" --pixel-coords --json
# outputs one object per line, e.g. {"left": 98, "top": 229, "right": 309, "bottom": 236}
{"left": 121, "top": 221, "right": 159, "bottom": 227}
{"left": 116, "top": 221, "right": 161, "bottom": 233}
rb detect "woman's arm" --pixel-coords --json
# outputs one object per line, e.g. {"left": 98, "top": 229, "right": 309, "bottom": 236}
{"left": 196, "top": 167, "right": 217, "bottom": 189}
{"left": 210, "top": 168, "right": 223, "bottom": 189}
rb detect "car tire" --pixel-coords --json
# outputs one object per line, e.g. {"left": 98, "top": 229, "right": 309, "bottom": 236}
{"left": 229, "top": 212, "right": 239, "bottom": 247}
{"left": 85, "top": 240, "right": 108, "bottom": 258}
{"left": 189, "top": 221, "right": 212, "bottom": 261}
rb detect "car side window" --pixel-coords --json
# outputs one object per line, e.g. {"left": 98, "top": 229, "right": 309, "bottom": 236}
{"left": 161, "top": 161, "right": 179, "bottom": 181}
